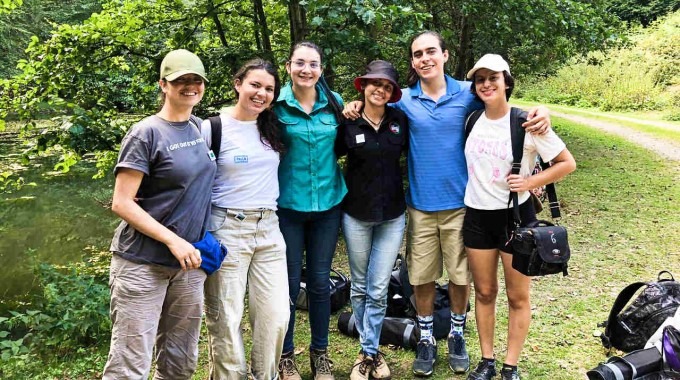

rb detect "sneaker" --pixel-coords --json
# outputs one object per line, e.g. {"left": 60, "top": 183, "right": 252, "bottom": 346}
{"left": 310, "top": 348, "right": 335, "bottom": 380}
{"left": 350, "top": 351, "right": 373, "bottom": 380}
{"left": 412, "top": 339, "right": 437, "bottom": 377}
{"left": 448, "top": 334, "right": 470, "bottom": 373}
{"left": 278, "top": 351, "right": 302, "bottom": 380}
{"left": 371, "top": 351, "right": 391, "bottom": 380}
{"left": 501, "top": 367, "right": 521, "bottom": 380}
{"left": 467, "top": 360, "right": 497, "bottom": 380}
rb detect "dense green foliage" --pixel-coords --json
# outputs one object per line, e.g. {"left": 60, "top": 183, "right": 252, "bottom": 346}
{"left": 518, "top": 11, "right": 680, "bottom": 120}
{"left": 0, "top": 0, "right": 622, "bottom": 175}
{"left": 607, "top": 0, "right": 679, "bottom": 26}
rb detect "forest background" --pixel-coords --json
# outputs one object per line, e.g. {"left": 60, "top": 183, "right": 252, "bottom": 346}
{"left": 0, "top": 0, "right": 679, "bottom": 378}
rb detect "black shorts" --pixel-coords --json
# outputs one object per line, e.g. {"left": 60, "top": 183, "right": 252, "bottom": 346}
{"left": 463, "top": 200, "right": 537, "bottom": 253}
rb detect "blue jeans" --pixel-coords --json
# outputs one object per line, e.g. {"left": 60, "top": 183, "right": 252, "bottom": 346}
{"left": 342, "top": 212, "right": 405, "bottom": 355}
{"left": 278, "top": 205, "right": 342, "bottom": 353}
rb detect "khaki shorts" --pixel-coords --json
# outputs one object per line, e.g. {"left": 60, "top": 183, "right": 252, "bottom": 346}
{"left": 406, "top": 206, "right": 470, "bottom": 286}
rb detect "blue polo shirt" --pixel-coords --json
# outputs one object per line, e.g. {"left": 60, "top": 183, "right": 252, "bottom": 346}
{"left": 274, "top": 82, "right": 347, "bottom": 212}
{"left": 393, "top": 75, "right": 482, "bottom": 211}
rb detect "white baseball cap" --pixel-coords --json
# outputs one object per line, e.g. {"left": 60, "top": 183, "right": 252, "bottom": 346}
{"left": 466, "top": 54, "right": 510, "bottom": 79}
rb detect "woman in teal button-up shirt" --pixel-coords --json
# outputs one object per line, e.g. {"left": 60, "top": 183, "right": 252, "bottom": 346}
{"left": 274, "top": 41, "right": 346, "bottom": 380}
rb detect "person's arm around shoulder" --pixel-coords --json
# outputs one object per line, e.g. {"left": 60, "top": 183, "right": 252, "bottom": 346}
{"left": 343, "top": 100, "right": 363, "bottom": 120}
{"left": 523, "top": 105, "right": 551, "bottom": 135}
{"left": 506, "top": 148, "right": 576, "bottom": 193}
{"left": 111, "top": 168, "right": 202, "bottom": 270}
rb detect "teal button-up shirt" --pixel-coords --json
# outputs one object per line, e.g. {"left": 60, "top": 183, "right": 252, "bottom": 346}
{"left": 274, "top": 82, "right": 347, "bottom": 212}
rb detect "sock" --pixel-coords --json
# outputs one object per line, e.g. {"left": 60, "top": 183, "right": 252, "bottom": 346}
{"left": 450, "top": 311, "right": 466, "bottom": 336}
{"left": 417, "top": 315, "right": 434, "bottom": 342}
{"left": 483, "top": 357, "right": 496, "bottom": 366}
{"left": 502, "top": 363, "right": 517, "bottom": 372}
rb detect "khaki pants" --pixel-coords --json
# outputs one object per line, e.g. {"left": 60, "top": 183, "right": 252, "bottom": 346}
{"left": 204, "top": 208, "right": 290, "bottom": 380}
{"left": 102, "top": 254, "right": 206, "bottom": 380}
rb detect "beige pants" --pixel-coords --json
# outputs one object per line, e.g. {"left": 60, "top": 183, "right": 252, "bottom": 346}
{"left": 102, "top": 254, "right": 206, "bottom": 380}
{"left": 204, "top": 208, "right": 290, "bottom": 380}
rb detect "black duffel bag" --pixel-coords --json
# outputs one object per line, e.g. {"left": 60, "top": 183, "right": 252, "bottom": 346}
{"left": 601, "top": 271, "right": 680, "bottom": 353}
{"left": 338, "top": 311, "right": 418, "bottom": 349}
{"left": 587, "top": 347, "right": 663, "bottom": 380}
{"left": 296, "top": 267, "right": 350, "bottom": 313}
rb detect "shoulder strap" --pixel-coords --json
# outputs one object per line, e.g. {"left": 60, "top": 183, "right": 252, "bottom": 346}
{"left": 208, "top": 115, "right": 222, "bottom": 161}
{"left": 510, "top": 107, "right": 528, "bottom": 225}
{"left": 601, "top": 281, "right": 649, "bottom": 349}
{"left": 464, "top": 109, "right": 484, "bottom": 141}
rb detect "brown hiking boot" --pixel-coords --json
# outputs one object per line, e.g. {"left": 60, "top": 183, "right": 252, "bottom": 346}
{"left": 350, "top": 351, "right": 373, "bottom": 380}
{"left": 278, "top": 351, "right": 302, "bottom": 380}
{"left": 310, "top": 348, "right": 335, "bottom": 380}
{"left": 371, "top": 351, "right": 391, "bottom": 379}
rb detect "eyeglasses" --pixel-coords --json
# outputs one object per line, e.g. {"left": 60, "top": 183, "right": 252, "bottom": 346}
{"left": 289, "top": 60, "right": 322, "bottom": 70}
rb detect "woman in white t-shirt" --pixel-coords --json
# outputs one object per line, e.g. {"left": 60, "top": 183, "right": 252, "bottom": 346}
{"left": 462, "top": 54, "right": 576, "bottom": 380}
{"left": 202, "top": 59, "right": 289, "bottom": 380}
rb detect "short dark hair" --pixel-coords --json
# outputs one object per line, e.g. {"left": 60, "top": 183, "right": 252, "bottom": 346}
{"left": 469, "top": 70, "right": 515, "bottom": 101}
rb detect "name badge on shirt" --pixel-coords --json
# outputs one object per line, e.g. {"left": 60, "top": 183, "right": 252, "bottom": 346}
{"left": 355, "top": 134, "right": 365, "bottom": 144}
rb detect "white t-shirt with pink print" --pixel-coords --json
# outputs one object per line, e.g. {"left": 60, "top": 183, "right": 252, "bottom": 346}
{"left": 463, "top": 111, "right": 566, "bottom": 210}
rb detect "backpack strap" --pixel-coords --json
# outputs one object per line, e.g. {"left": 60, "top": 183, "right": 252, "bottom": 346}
{"left": 601, "top": 281, "right": 649, "bottom": 349}
{"left": 208, "top": 115, "right": 222, "bottom": 161}
{"left": 509, "top": 107, "right": 528, "bottom": 226}
{"left": 464, "top": 109, "right": 484, "bottom": 141}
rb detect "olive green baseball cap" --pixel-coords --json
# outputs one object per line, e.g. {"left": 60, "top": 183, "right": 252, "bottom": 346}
{"left": 160, "top": 49, "right": 208, "bottom": 82}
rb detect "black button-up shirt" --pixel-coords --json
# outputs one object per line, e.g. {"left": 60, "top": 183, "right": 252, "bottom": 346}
{"left": 335, "top": 106, "right": 409, "bottom": 222}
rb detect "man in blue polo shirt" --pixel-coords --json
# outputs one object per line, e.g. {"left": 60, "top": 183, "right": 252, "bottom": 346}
{"left": 345, "top": 31, "right": 550, "bottom": 378}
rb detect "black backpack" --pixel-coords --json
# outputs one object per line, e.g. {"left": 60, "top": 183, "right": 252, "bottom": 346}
{"left": 207, "top": 115, "right": 222, "bottom": 160}
{"left": 601, "top": 271, "right": 680, "bottom": 353}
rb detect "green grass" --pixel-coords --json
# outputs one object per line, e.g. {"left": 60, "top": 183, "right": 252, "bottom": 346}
{"left": 193, "top": 118, "right": 680, "bottom": 379}
{"left": 2, "top": 118, "right": 679, "bottom": 379}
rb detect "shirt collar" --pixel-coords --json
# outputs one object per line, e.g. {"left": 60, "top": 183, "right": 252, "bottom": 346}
{"left": 276, "top": 81, "right": 329, "bottom": 113}
{"left": 408, "top": 74, "right": 461, "bottom": 99}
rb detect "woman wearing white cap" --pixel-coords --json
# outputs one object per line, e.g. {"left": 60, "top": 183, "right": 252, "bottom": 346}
{"left": 463, "top": 54, "right": 576, "bottom": 380}
{"left": 102, "top": 49, "right": 215, "bottom": 379}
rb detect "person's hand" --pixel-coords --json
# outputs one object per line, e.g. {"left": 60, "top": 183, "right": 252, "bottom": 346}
{"left": 522, "top": 105, "right": 551, "bottom": 135}
{"left": 342, "top": 101, "right": 363, "bottom": 120}
{"left": 167, "top": 237, "right": 202, "bottom": 270}
{"left": 507, "top": 174, "right": 532, "bottom": 193}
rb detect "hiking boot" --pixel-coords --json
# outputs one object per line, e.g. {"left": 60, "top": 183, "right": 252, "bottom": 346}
{"left": 467, "top": 360, "right": 497, "bottom": 380}
{"left": 310, "top": 348, "right": 335, "bottom": 380}
{"left": 349, "top": 351, "right": 373, "bottom": 380}
{"left": 448, "top": 334, "right": 470, "bottom": 373}
{"left": 371, "top": 351, "right": 391, "bottom": 379}
{"left": 278, "top": 351, "right": 302, "bottom": 380}
{"left": 412, "top": 339, "right": 437, "bottom": 377}
{"left": 501, "top": 367, "right": 521, "bottom": 380}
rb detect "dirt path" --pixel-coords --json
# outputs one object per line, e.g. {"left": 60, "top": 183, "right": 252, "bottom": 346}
{"left": 551, "top": 111, "right": 680, "bottom": 162}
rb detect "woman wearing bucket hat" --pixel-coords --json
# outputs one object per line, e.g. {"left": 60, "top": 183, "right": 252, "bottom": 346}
{"left": 463, "top": 54, "right": 575, "bottom": 380}
{"left": 334, "top": 60, "right": 409, "bottom": 380}
{"left": 102, "top": 49, "right": 216, "bottom": 379}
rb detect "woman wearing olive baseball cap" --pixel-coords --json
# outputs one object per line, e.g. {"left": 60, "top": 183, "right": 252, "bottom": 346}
{"left": 102, "top": 49, "right": 216, "bottom": 379}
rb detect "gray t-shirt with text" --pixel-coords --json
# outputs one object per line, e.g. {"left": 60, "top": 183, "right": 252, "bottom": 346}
{"left": 110, "top": 115, "right": 216, "bottom": 267}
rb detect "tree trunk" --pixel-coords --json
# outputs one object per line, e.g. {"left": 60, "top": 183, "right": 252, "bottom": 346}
{"left": 454, "top": 14, "right": 471, "bottom": 80}
{"left": 252, "top": 0, "right": 273, "bottom": 61}
{"left": 208, "top": 0, "right": 228, "bottom": 48}
{"left": 288, "top": 0, "right": 307, "bottom": 44}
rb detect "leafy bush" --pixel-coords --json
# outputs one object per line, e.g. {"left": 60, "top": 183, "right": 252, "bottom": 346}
{"left": 0, "top": 261, "right": 110, "bottom": 363}
{"left": 519, "top": 11, "right": 679, "bottom": 112}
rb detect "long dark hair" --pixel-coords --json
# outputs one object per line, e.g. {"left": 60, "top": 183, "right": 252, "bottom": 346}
{"left": 406, "top": 31, "right": 447, "bottom": 87}
{"left": 233, "top": 58, "right": 285, "bottom": 153}
{"left": 288, "top": 41, "right": 343, "bottom": 123}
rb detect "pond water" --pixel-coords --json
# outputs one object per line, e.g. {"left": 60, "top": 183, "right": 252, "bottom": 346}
{"left": 0, "top": 132, "right": 118, "bottom": 313}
